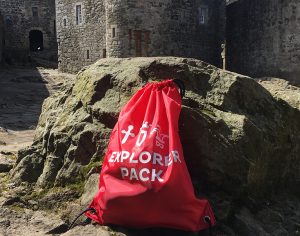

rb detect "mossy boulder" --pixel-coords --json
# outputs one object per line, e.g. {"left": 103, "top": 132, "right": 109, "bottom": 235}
{"left": 11, "top": 57, "right": 300, "bottom": 198}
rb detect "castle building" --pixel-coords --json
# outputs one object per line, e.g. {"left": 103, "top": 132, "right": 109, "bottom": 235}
{"left": 56, "top": 0, "right": 225, "bottom": 73}
{"left": 1, "top": 0, "right": 299, "bottom": 85}
{"left": 0, "top": 0, "right": 57, "bottom": 63}
{"left": 226, "top": 0, "right": 300, "bottom": 84}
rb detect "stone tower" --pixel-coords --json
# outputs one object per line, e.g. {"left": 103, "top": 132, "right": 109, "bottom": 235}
{"left": 226, "top": 0, "right": 300, "bottom": 84}
{"left": 57, "top": 0, "right": 225, "bottom": 73}
{"left": 0, "top": 0, "right": 57, "bottom": 63}
{"left": 56, "top": 0, "right": 106, "bottom": 72}
{"left": 106, "top": 0, "right": 225, "bottom": 62}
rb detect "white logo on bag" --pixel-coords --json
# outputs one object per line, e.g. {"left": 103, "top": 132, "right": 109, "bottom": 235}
{"left": 121, "top": 121, "right": 169, "bottom": 149}
{"left": 136, "top": 122, "right": 150, "bottom": 147}
{"left": 150, "top": 125, "right": 169, "bottom": 149}
{"left": 117, "top": 121, "right": 176, "bottom": 183}
{"left": 109, "top": 150, "right": 182, "bottom": 182}
{"left": 121, "top": 125, "right": 135, "bottom": 144}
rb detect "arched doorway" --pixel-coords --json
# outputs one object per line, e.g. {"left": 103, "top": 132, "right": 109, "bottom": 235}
{"left": 29, "top": 30, "right": 43, "bottom": 51}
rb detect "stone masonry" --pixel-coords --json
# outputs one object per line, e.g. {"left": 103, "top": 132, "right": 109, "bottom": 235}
{"left": 0, "top": 0, "right": 57, "bottom": 63}
{"left": 2, "top": 0, "right": 300, "bottom": 85}
{"left": 226, "top": 0, "right": 300, "bottom": 84}
{"left": 56, "top": 0, "right": 106, "bottom": 73}
{"left": 0, "top": 13, "right": 3, "bottom": 63}
{"left": 56, "top": 0, "right": 225, "bottom": 73}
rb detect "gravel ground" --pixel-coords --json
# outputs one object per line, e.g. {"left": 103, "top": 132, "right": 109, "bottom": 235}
{"left": 0, "top": 66, "right": 76, "bottom": 236}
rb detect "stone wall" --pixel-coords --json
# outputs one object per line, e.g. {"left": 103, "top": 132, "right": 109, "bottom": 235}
{"left": 106, "top": 0, "right": 225, "bottom": 67}
{"left": 0, "top": 13, "right": 3, "bottom": 63}
{"left": 56, "top": 0, "right": 106, "bottom": 72}
{"left": 0, "top": 0, "right": 57, "bottom": 63}
{"left": 57, "top": 0, "right": 225, "bottom": 73}
{"left": 226, "top": 0, "right": 300, "bottom": 84}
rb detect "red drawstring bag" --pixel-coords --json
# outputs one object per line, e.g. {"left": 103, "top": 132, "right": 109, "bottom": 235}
{"left": 86, "top": 79, "right": 215, "bottom": 232}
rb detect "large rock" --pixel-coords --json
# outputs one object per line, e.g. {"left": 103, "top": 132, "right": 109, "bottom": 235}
{"left": 6, "top": 57, "right": 300, "bottom": 235}
{"left": 11, "top": 57, "right": 300, "bottom": 198}
{"left": 0, "top": 154, "right": 15, "bottom": 173}
{"left": 256, "top": 77, "right": 300, "bottom": 110}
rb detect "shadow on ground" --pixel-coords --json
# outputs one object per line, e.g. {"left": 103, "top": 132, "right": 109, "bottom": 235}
{"left": 108, "top": 225, "right": 209, "bottom": 236}
{"left": 0, "top": 66, "right": 49, "bottom": 131}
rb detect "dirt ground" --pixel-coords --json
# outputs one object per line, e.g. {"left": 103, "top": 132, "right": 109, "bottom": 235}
{"left": 0, "top": 66, "right": 78, "bottom": 236}
{"left": 0, "top": 66, "right": 75, "bottom": 153}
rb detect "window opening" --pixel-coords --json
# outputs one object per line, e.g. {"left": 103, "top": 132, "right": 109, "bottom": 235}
{"left": 199, "top": 7, "right": 208, "bottom": 24}
{"left": 32, "top": 7, "right": 38, "bottom": 17}
{"left": 76, "top": 5, "right": 82, "bottom": 25}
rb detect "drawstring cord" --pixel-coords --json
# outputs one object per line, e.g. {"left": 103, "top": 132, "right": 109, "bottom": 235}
{"left": 172, "top": 79, "right": 186, "bottom": 98}
{"left": 141, "top": 78, "right": 186, "bottom": 98}
{"left": 204, "top": 215, "right": 212, "bottom": 236}
{"left": 68, "top": 207, "right": 96, "bottom": 231}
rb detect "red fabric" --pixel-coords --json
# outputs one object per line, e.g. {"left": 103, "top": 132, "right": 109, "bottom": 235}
{"left": 86, "top": 80, "right": 215, "bottom": 232}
